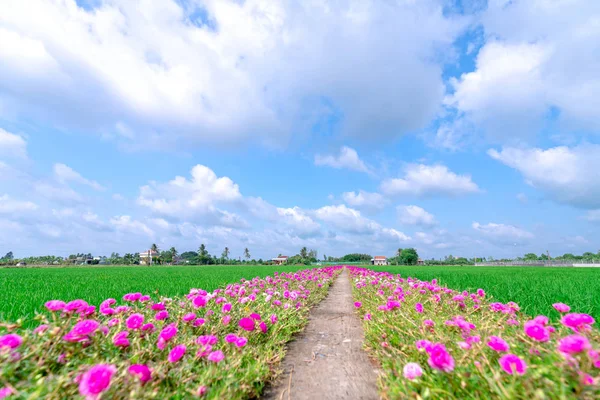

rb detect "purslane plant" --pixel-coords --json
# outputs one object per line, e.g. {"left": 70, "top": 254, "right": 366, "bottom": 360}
{"left": 0, "top": 266, "right": 342, "bottom": 399}
{"left": 349, "top": 267, "right": 600, "bottom": 399}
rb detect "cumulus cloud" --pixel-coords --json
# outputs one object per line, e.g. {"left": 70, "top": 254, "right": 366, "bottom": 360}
{"left": 398, "top": 205, "right": 437, "bottom": 227}
{"left": 110, "top": 215, "right": 154, "bottom": 237}
{"left": 489, "top": 145, "right": 600, "bottom": 208}
{"left": 341, "top": 190, "right": 386, "bottom": 211}
{"left": 0, "top": 0, "right": 464, "bottom": 148}
{"left": 472, "top": 222, "right": 533, "bottom": 244}
{"left": 380, "top": 164, "right": 480, "bottom": 197}
{"left": 0, "top": 194, "right": 37, "bottom": 213}
{"left": 314, "top": 147, "right": 372, "bottom": 174}
{"left": 0, "top": 128, "right": 27, "bottom": 159}
{"left": 53, "top": 163, "right": 105, "bottom": 191}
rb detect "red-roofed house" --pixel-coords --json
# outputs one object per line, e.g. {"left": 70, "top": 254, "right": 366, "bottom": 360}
{"left": 371, "top": 256, "right": 388, "bottom": 266}
{"left": 272, "top": 255, "right": 288, "bottom": 265}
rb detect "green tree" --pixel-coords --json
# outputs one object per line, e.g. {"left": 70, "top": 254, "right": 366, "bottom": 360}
{"left": 170, "top": 247, "right": 178, "bottom": 260}
{"left": 151, "top": 243, "right": 158, "bottom": 252}
{"left": 524, "top": 253, "right": 539, "bottom": 261}
{"left": 299, "top": 247, "right": 308, "bottom": 259}
{"left": 222, "top": 247, "right": 230, "bottom": 261}
{"left": 244, "top": 248, "right": 251, "bottom": 261}
{"left": 3, "top": 251, "right": 14, "bottom": 260}
{"left": 400, "top": 248, "right": 419, "bottom": 265}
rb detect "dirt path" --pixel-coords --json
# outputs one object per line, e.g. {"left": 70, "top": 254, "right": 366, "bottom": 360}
{"left": 263, "top": 268, "right": 379, "bottom": 400}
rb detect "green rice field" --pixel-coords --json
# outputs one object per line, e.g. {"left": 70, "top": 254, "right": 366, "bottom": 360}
{"left": 374, "top": 265, "right": 600, "bottom": 321}
{"left": 0, "top": 264, "right": 302, "bottom": 327}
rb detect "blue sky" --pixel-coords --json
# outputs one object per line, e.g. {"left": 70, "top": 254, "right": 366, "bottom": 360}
{"left": 1, "top": 0, "right": 600, "bottom": 260}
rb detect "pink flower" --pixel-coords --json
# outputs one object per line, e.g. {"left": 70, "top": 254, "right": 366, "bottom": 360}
{"left": 354, "top": 302, "right": 362, "bottom": 308}
{"left": 364, "top": 313, "right": 372, "bottom": 321}
{"left": 416, "top": 340, "right": 431, "bottom": 352}
{"left": 196, "top": 335, "right": 218, "bottom": 346}
{"left": 498, "top": 354, "right": 527, "bottom": 375}
{"left": 487, "top": 336, "right": 510, "bottom": 352}
{"left": 225, "top": 334, "right": 238, "bottom": 343}
{"left": 0, "top": 387, "right": 14, "bottom": 399}
{"left": 561, "top": 313, "right": 595, "bottom": 332}
{"left": 78, "top": 364, "right": 117, "bottom": 400}
{"left": 523, "top": 320, "right": 550, "bottom": 342}
{"left": 141, "top": 323, "right": 155, "bottom": 333}
{"left": 128, "top": 364, "right": 151, "bottom": 383}
{"left": 34, "top": 324, "right": 49, "bottom": 335}
{"left": 250, "top": 313, "right": 261, "bottom": 320}
{"left": 0, "top": 334, "right": 22, "bottom": 349}
{"left": 476, "top": 288, "right": 485, "bottom": 297}
{"left": 235, "top": 337, "right": 248, "bottom": 348}
{"left": 415, "top": 303, "right": 424, "bottom": 313}
{"left": 65, "top": 299, "right": 88, "bottom": 313}
{"left": 557, "top": 334, "right": 590, "bottom": 354}
{"left": 155, "top": 311, "right": 169, "bottom": 320}
{"left": 123, "top": 292, "right": 142, "bottom": 302}
{"left": 222, "top": 303, "right": 232, "bottom": 313}
{"left": 207, "top": 350, "right": 224, "bottom": 363}
{"left": 193, "top": 318, "right": 206, "bottom": 327}
{"left": 423, "top": 319, "right": 435, "bottom": 327}
{"left": 151, "top": 302, "right": 165, "bottom": 311}
{"left": 426, "top": 343, "right": 454, "bottom": 372}
{"left": 140, "top": 295, "right": 151, "bottom": 302}
{"left": 126, "top": 314, "right": 144, "bottom": 330}
{"left": 553, "top": 303, "right": 571, "bottom": 313}
{"left": 45, "top": 300, "right": 66, "bottom": 312}
{"left": 159, "top": 324, "right": 178, "bottom": 342}
{"left": 506, "top": 318, "right": 519, "bottom": 326}
{"left": 168, "top": 345, "right": 187, "bottom": 363}
{"left": 403, "top": 363, "right": 423, "bottom": 380}
{"left": 270, "top": 314, "right": 278, "bottom": 324}
{"left": 197, "top": 386, "right": 208, "bottom": 397}
{"left": 113, "top": 331, "right": 130, "bottom": 347}
{"left": 183, "top": 313, "right": 196, "bottom": 322}
{"left": 259, "top": 321, "right": 268, "bottom": 333}
{"left": 193, "top": 295, "right": 208, "bottom": 308}
{"left": 239, "top": 317, "right": 255, "bottom": 331}
{"left": 457, "top": 341, "right": 471, "bottom": 350}
{"left": 221, "top": 315, "right": 231, "bottom": 325}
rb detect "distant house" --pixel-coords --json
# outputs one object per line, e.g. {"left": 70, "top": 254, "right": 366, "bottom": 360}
{"left": 272, "top": 256, "right": 288, "bottom": 265}
{"left": 371, "top": 256, "right": 388, "bottom": 266}
{"left": 417, "top": 258, "right": 424, "bottom": 265}
{"left": 16, "top": 261, "right": 26, "bottom": 267}
{"left": 139, "top": 250, "right": 159, "bottom": 265}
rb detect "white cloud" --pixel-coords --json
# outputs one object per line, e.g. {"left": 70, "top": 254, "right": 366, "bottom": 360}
{"left": 276, "top": 207, "right": 321, "bottom": 238}
{"left": 398, "top": 205, "right": 437, "bottom": 227}
{"left": 0, "top": 0, "right": 464, "bottom": 148}
{"left": 110, "top": 215, "right": 154, "bottom": 237}
{"left": 314, "top": 146, "right": 372, "bottom": 174}
{"left": 583, "top": 210, "right": 600, "bottom": 223}
{"left": 472, "top": 222, "right": 534, "bottom": 244}
{"left": 53, "top": 163, "right": 105, "bottom": 191}
{"left": 0, "top": 194, "right": 37, "bottom": 213}
{"left": 34, "top": 182, "right": 84, "bottom": 204}
{"left": 445, "top": 0, "right": 600, "bottom": 143}
{"left": 0, "top": 128, "right": 27, "bottom": 159}
{"left": 341, "top": 190, "right": 386, "bottom": 211}
{"left": 112, "top": 193, "right": 124, "bottom": 201}
{"left": 489, "top": 145, "right": 600, "bottom": 208}
{"left": 380, "top": 164, "right": 480, "bottom": 197}
{"left": 378, "top": 228, "right": 411, "bottom": 243}
{"left": 314, "top": 204, "right": 380, "bottom": 234}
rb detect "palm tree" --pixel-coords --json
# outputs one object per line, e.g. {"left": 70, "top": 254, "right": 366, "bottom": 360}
{"left": 222, "top": 247, "right": 230, "bottom": 261}
{"left": 170, "top": 247, "right": 178, "bottom": 264}
{"left": 396, "top": 248, "right": 403, "bottom": 265}
{"left": 244, "top": 248, "right": 251, "bottom": 261}
{"left": 300, "top": 247, "right": 308, "bottom": 259}
{"left": 151, "top": 243, "right": 158, "bottom": 252}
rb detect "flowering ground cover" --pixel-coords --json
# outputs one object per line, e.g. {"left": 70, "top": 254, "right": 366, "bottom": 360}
{"left": 0, "top": 266, "right": 341, "bottom": 399}
{"left": 372, "top": 265, "right": 600, "bottom": 322}
{"left": 0, "top": 265, "right": 306, "bottom": 328}
{"left": 350, "top": 266, "right": 600, "bottom": 399}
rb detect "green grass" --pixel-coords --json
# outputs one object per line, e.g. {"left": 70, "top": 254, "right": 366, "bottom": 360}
{"left": 0, "top": 264, "right": 303, "bottom": 326}
{"left": 372, "top": 265, "right": 600, "bottom": 321}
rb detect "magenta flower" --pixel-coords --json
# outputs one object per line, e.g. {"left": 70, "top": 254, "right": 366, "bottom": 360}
{"left": 128, "top": 364, "right": 152, "bottom": 383}
{"left": 476, "top": 288, "right": 485, "bottom": 298}
{"left": 155, "top": 311, "right": 169, "bottom": 320}
{"left": 354, "top": 302, "right": 362, "bottom": 308}
{"left": 561, "top": 313, "right": 595, "bottom": 332}
{"left": 487, "top": 336, "right": 510, "bottom": 352}
{"left": 235, "top": 337, "right": 248, "bottom": 348}
{"left": 270, "top": 314, "right": 278, "bottom": 324}
{"left": 403, "top": 363, "right": 423, "bottom": 380}
{"left": 182, "top": 313, "right": 196, "bottom": 322}
{"left": 225, "top": 333, "right": 238, "bottom": 343}
{"left": 416, "top": 339, "right": 431, "bottom": 352}
{"left": 151, "top": 302, "right": 165, "bottom": 311}
{"left": 196, "top": 335, "right": 218, "bottom": 346}
{"left": 207, "top": 350, "right": 225, "bottom": 363}
{"left": 113, "top": 331, "right": 130, "bottom": 348}
{"left": 141, "top": 323, "right": 156, "bottom": 333}
{"left": 426, "top": 343, "right": 454, "bottom": 372}
{"left": 221, "top": 315, "right": 232, "bottom": 325}
{"left": 159, "top": 324, "right": 178, "bottom": 342}
{"left": 249, "top": 313, "right": 261, "bottom": 320}
{"left": 65, "top": 299, "right": 88, "bottom": 313}
{"left": 239, "top": 317, "right": 256, "bottom": 331}
{"left": 523, "top": 320, "right": 550, "bottom": 342}
{"left": 123, "top": 292, "right": 142, "bottom": 302}
{"left": 364, "top": 313, "right": 372, "bottom": 321}
{"left": 126, "top": 313, "right": 144, "bottom": 330}
{"left": 193, "top": 295, "right": 208, "bottom": 308}
{"left": 498, "top": 354, "right": 527, "bottom": 375}
{"left": 557, "top": 334, "right": 591, "bottom": 354}
{"left": 168, "top": 345, "right": 187, "bottom": 363}
{"left": 553, "top": 303, "right": 571, "bottom": 313}
{"left": 259, "top": 321, "right": 268, "bottom": 333}
{"left": 0, "top": 334, "right": 22, "bottom": 350}
{"left": 0, "top": 387, "right": 14, "bottom": 399}
{"left": 423, "top": 319, "right": 435, "bottom": 327}
{"left": 222, "top": 303, "right": 232, "bottom": 313}
{"left": 415, "top": 303, "right": 424, "bottom": 313}
{"left": 197, "top": 386, "right": 208, "bottom": 397}
{"left": 78, "top": 364, "right": 117, "bottom": 400}
{"left": 45, "top": 300, "right": 66, "bottom": 312}
{"left": 193, "top": 318, "right": 206, "bottom": 327}
{"left": 34, "top": 324, "right": 49, "bottom": 335}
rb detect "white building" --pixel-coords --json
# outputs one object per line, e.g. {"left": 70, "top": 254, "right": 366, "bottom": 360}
{"left": 371, "top": 256, "right": 388, "bottom": 266}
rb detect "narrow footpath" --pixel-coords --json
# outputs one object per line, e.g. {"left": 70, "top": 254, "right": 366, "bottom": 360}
{"left": 263, "top": 268, "right": 379, "bottom": 400}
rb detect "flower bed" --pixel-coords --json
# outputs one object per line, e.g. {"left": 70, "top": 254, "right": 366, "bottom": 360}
{"left": 0, "top": 266, "right": 341, "bottom": 399}
{"left": 349, "top": 266, "right": 600, "bottom": 399}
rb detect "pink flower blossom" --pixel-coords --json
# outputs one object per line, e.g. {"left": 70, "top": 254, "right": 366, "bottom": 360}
{"left": 196, "top": 335, "right": 218, "bottom": 346}
{"left": 270, "top": 314, "right": 278, "bottom": 324}
{"left": 250, "top": 313, "right": 261, "bottom": 320}
{"left": 487, "top": 336, "right": 510, "bottom": 352}
{"left": 557, "top": 334, "right": 591, "bottom": 354}
{"left": 523, "top": 320, "right": 550, "bottom": 342}
{"left": 207, "top": 350, "right": 224, "bottom": 363}
{"left": 235, "top": 337, "right": 248, "bottom": 348}
{"left": 415, "top": 303, "right": 424, "bottom": 313}
{"left": 364, "top": 313, "right": 372, "bottom": 321}
{"left": 193, "top": 295, "right": 208, "bottom": 308}
{"left": 221, "top": 315, "right": 231, "bottom": 325}
{"left": 506, "top": 318, "right": 519, "bottom": 326}
{"left": 416, "top": 340, "right": 431, "bottom": 352}
{"left": 34, "top": 324, "right": 49, "bottom": 335}
{"left": 141, "top": 323, "right": 155, "bottom": 333}
{"left": 354, "top": 302, "right": 362, "bottom": 308}
{"left": 128, "top": 364, "right": 151, "bottom": 383}
{"left": 259, "top": 321, "right": 268, "bottom": 333}
{"left": 183, "top": 313, "right": 196, "bottom": 322}
{"left": 193, "top": 318, "right": 206, "bottom": 327}
{"left": 553, "top": 303, "right": 571, "bottom": 313}
{"left": 239, "top": 317, "right": 255, "bottom": 331}
{"left": 0, "top": 334, "right": 22, "bottom": 349}
{"left": 159, "top": 324, "right": 178, "bottom": 342}
{"left": 423, "top": 319, "right": 434, "bottom": 327}
{"left": 498, "top": 354, "right": 527, "bottom": 375}
{"left": 403, "top": 363, "right": 423, "bottom": 380}
{"left": 561, "top": 313, "right": 595, "bottom": 332}
{"left": 426, "top": 343, "right": 455, "bottom": 372}
{"left": 123, "top": 292, "right": 142, "bottom": 302}
{"left": 113, "top": 331, "right": 130, "bottom": 347}
{"left": 225, "top": 334, "right": 238, "bottom": 343}
{"left": 45, "top": 300, "right": 66, "bottom": 312}
{"left": 155, "top": 311, "right": 169, "bottom": 320}
{"left": 65, "top": 299, "right": 88, "bottom": 313}
{"left": 197, "top": 386, "right": 208, "bottom": 397}
{"left": 126, "top": 314, "right": 144, "bottom": 330}
{"left": 0, "top": 387, "right": 14, "bottom": 399}
{"left": 168, "top": 345, "right": 187, "bottom": 363}
{"left": 78, "top": 364, "right": 117, "bottom": 400}
{"left": 151, "top": 302, "right": 165, "bottom": 311}
{"left": 476, "top": 288, "right": 485, "bottom": 297}
{"left": 222, "top": 303, "right": 232, "bottom": 313}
